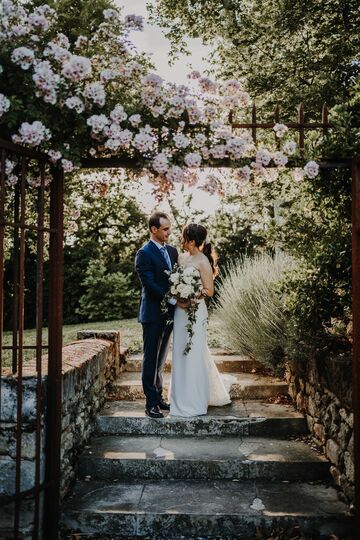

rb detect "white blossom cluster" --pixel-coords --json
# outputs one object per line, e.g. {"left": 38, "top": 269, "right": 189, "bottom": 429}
{"left": 0, "top": 92, "right": 10, "bottom": 117}
{"left": 0, "top": 1, "right": 320, "bottom": 194}
{"left": 12, "top": 120, "right": 51, "bottom": 147}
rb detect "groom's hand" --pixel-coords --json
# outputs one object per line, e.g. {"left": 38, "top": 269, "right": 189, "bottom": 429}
{"left": 177, "top": 299, "right": 189, "bottom": 309}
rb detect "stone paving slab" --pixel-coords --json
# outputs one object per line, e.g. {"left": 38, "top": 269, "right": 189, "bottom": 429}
{"left": 125, "top": 354, "right": 262, "bottom": 374}
{"left": 96, "top": 400, "right": 307, "bottom": 437}
{"left": 78, "top": 435, "right": 329, "bottom": 482}
{"left": 61, "top": 479, "right": 354, "bottom": 539}
{"left": 110, "top": 372, "right": 288, "bottom": 401}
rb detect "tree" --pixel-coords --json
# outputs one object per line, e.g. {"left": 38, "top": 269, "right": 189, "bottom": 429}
{"left": 62, "top": 172, "right": 148, "bottom": 323}
{"left": 149, "top": 0, "right": 360, "bottom": 117}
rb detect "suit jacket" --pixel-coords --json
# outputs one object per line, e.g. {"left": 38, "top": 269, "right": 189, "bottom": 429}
{"left": 135, "top": 241, "right": 178, "bottom": 323}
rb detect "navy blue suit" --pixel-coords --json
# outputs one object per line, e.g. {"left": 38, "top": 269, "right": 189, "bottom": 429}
{"left": 135, "top": 241, "right": 178, "bottom": 408}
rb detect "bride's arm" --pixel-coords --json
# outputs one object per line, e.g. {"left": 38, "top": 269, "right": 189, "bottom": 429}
{"left": 198, "top": 259, "right": 215, "bottom": 297}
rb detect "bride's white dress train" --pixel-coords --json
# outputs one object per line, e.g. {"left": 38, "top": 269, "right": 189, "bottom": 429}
{"left": 169, "top": 298, "right": 233, "bottom": 417}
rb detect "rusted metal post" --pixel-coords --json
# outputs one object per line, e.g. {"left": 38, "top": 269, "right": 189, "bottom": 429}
{"left": 352, "top": 157, "right": 360, "bottom": 517}
{"left": 43, "top": 165, "right": 64, "bottom": 539}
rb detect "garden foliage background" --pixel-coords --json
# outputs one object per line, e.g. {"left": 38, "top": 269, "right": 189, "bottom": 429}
{"left": 1, "top": 0, "right": 360, "bottom": 369}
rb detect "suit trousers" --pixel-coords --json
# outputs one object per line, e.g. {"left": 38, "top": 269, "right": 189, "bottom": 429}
{"left": 142, "top": 317, "right": 173, "bottom": 408}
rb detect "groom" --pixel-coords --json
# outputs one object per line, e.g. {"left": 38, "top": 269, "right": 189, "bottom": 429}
{"left": 135, "top": 212, "right": 178, "bottom": 418}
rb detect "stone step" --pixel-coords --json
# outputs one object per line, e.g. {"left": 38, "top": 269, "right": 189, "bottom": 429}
{"left": 78, "top": 435, "right": 330, "bottom": 482}
{"left": 61, "top": 479, "right": 354, "bottom": 539}
{"left": 109, "top": 372, "right": 288, "bottom": 401}
{"left": 125, "top": 354, "right": 263, "bottom": 374}
{"left": 96, "top": 400, "right": 308, "bottom": 437}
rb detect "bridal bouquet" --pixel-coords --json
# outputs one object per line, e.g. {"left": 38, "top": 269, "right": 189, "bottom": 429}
{"left": 162, "top": 264, "right": 203, "bottom": 355}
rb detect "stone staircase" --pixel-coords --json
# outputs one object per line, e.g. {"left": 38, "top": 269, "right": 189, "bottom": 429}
{"left": 60, "top": 350, "right": 354, "bottom": 539}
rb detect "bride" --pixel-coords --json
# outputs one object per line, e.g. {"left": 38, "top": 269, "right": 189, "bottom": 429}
{"left": 169, "top": 223, "right": 232, "bottom": 417}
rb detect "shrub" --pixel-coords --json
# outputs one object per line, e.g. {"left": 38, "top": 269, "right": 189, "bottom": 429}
{"left": 77, "top": 259, "right": 139, "bottom": 321}
{"left": 214, "top": 251, "right": 295, "bottom": 367}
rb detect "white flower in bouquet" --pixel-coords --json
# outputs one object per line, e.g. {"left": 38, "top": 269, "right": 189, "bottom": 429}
{"left": 162, "top": 264, "right": 203, "bottom": 355}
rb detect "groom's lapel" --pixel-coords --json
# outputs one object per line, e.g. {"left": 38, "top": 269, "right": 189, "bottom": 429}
{"left": 147, "top": 241, "right": 168, "bottom": 270}
{"left": 166, "top": 246, "right": 175, "bottom": 269}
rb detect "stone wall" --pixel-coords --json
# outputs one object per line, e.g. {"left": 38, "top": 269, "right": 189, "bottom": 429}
{"left": 285, "top": 351, "right": 354, "bottom": 503}
{"left": 0, "top": 330, "right": 125, "bottom": 537}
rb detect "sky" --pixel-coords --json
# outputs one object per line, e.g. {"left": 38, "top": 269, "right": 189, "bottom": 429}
{"left": 115, "top": 1, "right": 222, "bottom": 217}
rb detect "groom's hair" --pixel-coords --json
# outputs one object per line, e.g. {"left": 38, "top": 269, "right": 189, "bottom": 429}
{"left": 149, "top": 212, "right": 169, "bottom": 231}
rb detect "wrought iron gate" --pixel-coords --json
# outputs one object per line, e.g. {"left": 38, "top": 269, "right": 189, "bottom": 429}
{"left": 0, "top": 139, "right": 63, "bottom": 539}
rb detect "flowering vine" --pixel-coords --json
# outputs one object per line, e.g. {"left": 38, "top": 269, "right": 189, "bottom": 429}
{"left": 0, "top": 1, "right": 319, "bottom": 196}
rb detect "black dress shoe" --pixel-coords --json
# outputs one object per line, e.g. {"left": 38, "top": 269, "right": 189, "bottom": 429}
{"left": 145, "top": 406, "right": 164, "bottom": 419}
{"left": 158, "top": 399, "right": 170, "bottom": 411}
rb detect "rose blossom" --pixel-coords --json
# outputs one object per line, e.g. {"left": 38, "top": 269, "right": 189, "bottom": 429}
{"left": 256, "top": 148, "right": 271, "bottom": 166}
{"left": 210, "top": 144, "right": 227, "bottom": 159}
{"left": 110, "top": 104, "right": 127, "bottom": 123}
{"left": 234, "top": 166, "right": 251, "bottom": 184}
{"left": 0, "top": 93, "right": 10, "bottom": 117}
{"left": 103, "top": 9, "right": 119, "bottom": 20}
{"left": 84, "top": 82, "right": 106, "bottom": 107}
{"left": 152, "top": 153, "right": 169, "bottom": 174}
{"left": 129, "top": 114, "right": 141, "bottom": 127}
{"left": 226, "top": 137, "right": 247, "bottom": 159}
{"left": 304, "top": 161, "right": 319, "bottom": 179}
{"left": 61, "top": 159, "right": 75, "bottom": 173}
{"left": 142, "top": 73, "right": 163, "bottom": 89}
{"left": 43, "top": 42, "right": 71, "bottom": 62}
{"left": 133, "top": 132, "right": 154, "bottom": 153}
{"left": 184, "top": 152, "right": 202, "bottom": 168}
{"left": 75, "top": 35, "right": 88, "bottom": 48}
{"left": 65, "top": 96, "right": 85, "bottom": 113}
{"left": 272, "top": 151, "right": 288, "bottom": 166}
{"left": 166, "top": 165, "right": 185, "bottom": 183}
{"left": 11, "top": 46, "right": 35, "bottom": 70}
{"left": 32, "top": 60, "right": 60, "bottom": 104}
{"left": 48, "top": 149, "right": 62, "bottom": 163}
{"left": 12, "top": 121, "right": 51, "bottom": 147}
{"left": 86, "top": 114, "right": 110, "bottom": 134}
{"left": 273, "top": 123, "right": 289, "bottom": 138}
{"left": 100, "top": 69, "right": 119, "bottom": 82}
{"left": 283, "top": 140, "right": 297, "bottom": 155}
{"left": 194, "top": 133, "right": 206, "bottom": 146}
{"left": 222, "top": 79, "right": 243, "bottom": 95}
{"left": 62, "top": 55, "right": 92, "bottom": 82}
{"left": 124, "top": 14, "right": 144, "bottom": 31}
{"left": 173, "top": 133, "right": 190, "bottom": 149}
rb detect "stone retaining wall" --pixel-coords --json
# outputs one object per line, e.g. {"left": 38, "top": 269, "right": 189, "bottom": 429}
{"left": 285, "top": 351, "right": 354, "bottom": 503}
{"left": 0, "top": 330, "right": 125, "bottom": 537}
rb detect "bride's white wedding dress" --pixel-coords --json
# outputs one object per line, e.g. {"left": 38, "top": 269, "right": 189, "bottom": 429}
{"left": 169, "top": 293, "right": 233, "bottom": 417}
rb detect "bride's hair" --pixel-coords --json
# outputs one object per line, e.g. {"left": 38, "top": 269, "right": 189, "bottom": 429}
{"left": 182, "top": 223, "right": 218, "bottom": 276}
